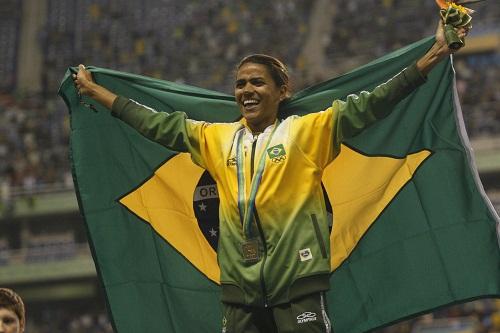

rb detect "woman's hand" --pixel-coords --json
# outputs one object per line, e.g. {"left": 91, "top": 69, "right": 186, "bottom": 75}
{"left": 433, "top": 20, "right": 470, "bottom": 58}
{"left": 71, "top": 64, "right": 118, "bottom": 110}
{"left": 416, "top": 20, "right": 470, "bottom": 76}
{"left": 72, "top": 64, "right": 95, "bottom": 97}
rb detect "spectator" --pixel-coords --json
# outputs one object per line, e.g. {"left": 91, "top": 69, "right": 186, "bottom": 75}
{"left": 0, "top": 288, "right": 25, "bottom": 333}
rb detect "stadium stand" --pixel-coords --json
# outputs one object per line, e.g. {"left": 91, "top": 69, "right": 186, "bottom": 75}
{"left": 40, "top": 0, "right": 311, "bottom": 94}
{"left": 0, "top": 0, "right": 20, "bottom": 92}
{"left": 0, "top": 93, "right": 71, "bottom": 193}
{"left": 0, "top": 238, "right": 9, "bottom": 266}
{"left": 0, "top": 1, "right": 498, "bottom": 332}
{"left": 457, "top": 55, "right": 500, "bottom": 137}
{"left": 24, "top": 299, "right": 113, "bottom": 333}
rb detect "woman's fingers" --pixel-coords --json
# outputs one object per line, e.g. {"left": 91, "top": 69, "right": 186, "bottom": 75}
{"left": 75, "top": 64, "right": 91, "bottom": 81}
{"left": 456, "top": 26, "right": 470, "bottom": 39}
{"left": 72, "top": 64, "right": 93, "bottom": 95}
{"left": 77, "top": 64, "right": 87, "bottom": 80}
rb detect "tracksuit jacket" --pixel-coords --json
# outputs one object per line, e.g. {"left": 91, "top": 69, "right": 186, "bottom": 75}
{"left": 111, "top": 64, "right": 426, "bottom": 307}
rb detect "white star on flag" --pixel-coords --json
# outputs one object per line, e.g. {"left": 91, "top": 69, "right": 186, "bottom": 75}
{"left": 209, "top": 228, "right": 218, "bottom": 237}
{"left": 198, "top": 202, "right": 207, "bottom": 211}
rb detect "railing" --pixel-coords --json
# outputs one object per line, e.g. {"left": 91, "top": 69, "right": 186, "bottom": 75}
{"left": 0, "top": 242, "right": 90, "bottom": 266}
{"left": 0, "top": 243, "right": 96, "bottom": 284}
{"left": 0, "top": 182, "right": 78, "bottom": 218}
{"left": 9, "top": 181, "right": 74, "bottom": 198}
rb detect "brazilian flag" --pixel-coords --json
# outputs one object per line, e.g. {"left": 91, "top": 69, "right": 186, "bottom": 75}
{"left": 59, "top": 37, "right": 500, "bottom": 333}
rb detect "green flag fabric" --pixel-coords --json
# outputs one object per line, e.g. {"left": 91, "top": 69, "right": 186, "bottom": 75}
{"left": 59, "top": 37, "right": 500, "bottom": 333}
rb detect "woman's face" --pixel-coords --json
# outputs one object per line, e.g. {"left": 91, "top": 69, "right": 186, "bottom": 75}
{"left": 0, "top": 308, "right": 22, "bottom": 333}
{"left": 235, "top": 62, "right": 286, "bottom": 132}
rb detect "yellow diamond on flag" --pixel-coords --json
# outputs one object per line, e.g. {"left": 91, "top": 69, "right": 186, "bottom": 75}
{"left": 119, "top": 145, "right": 431, "bottom": 283}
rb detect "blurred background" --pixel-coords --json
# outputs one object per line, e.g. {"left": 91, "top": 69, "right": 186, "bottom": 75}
{"left": 0, "top": 0, "right": 498, "bottom": 332}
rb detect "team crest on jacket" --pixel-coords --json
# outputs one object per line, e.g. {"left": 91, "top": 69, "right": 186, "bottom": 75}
{"left": 267, "top": 144, "right": 286, "bottom": 163}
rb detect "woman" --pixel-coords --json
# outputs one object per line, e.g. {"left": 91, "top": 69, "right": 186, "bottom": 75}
{"left": 0, "top": 288, "right": 25, "bottom": 333}
{"left": 74, "top": 21, "right": 468, "bottom": 333}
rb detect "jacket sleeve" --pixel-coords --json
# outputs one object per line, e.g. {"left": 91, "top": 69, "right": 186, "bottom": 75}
{"left": 111, "top": 96, "right": 208, "bottom": 168}
{"left": 293, "top": 63, "right": 427, "bottom": 169}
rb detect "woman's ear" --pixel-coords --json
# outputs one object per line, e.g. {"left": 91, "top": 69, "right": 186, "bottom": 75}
{"left": 279, "top": 85, "right": 288, "bottom": 101}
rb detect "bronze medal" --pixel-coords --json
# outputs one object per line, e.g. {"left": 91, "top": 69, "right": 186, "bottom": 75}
{"left": 242, "top": 239, "right": 260, "bottom": 263}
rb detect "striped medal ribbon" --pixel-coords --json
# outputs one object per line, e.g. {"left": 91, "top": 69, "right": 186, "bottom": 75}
{"left": 236, "top": 121, "right": 279, "bottom": 240}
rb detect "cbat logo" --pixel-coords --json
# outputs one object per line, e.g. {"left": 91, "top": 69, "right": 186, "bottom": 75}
{"left": 267, "top": 144, "right": 286, "bottom": 163}
{"left": 297, "top": 311, "right": 317, "bottom": 324}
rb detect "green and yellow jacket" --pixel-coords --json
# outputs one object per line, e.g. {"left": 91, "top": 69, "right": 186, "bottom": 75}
{"left": 111, "top": 64, "right": 425, "bottom": 307}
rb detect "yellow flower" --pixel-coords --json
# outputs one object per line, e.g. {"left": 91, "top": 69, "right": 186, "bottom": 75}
{"left": 449, "top": 1, "right": 474, "bottom": 14}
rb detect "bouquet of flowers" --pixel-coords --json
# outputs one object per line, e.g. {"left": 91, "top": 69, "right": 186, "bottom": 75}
{"left": 435, "top": 0, "right": 481, "bottom": 49}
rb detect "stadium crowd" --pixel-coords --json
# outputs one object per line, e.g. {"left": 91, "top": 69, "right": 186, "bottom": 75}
{"left": 25, "top": 305, "right": 113, "bottom": 333}
{"left": 40, "top": 0, "right": 311, "bottom": 95}
{"left": 0, "top": 0, "right": 499, "bottom": 201}
{"left": 456, "top": 56, "right": 500, "bottom": 137}
{"left": 0, "top": 93, "right": 71, "bottom": 192}
{"left": 325, "top": 0, "right": 499, "bottom": 63}
{"left": 383, "top": 299, "right": 500, "bottom": 333}
{"left": 0, "top": 0, "right": 499, "bottom": 332}
{"left": 1, "top": 0, "right": 499, "bottom": 199}
{"left": 19, "top": 297, "right": 500, "bottom": 333}
{"left": 0, "top": 0, "right": 19, "bottom": 93}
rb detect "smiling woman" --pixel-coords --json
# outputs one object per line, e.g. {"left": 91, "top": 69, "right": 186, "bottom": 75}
{"left": 234, "top": 54, "right": 293, "bottom": 133}
{"left": 235, "top": 61, "right": 287, "bottom": 133}
{"left": 0, "top": 289, "right": 25, "bottom": 333}
{"left": 71, "top": 19, "right": 469, "bottom": 333}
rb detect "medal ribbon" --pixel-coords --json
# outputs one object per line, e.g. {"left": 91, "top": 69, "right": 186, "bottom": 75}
{"left": 236, "top": 121, "right": 279, "bottom": 239}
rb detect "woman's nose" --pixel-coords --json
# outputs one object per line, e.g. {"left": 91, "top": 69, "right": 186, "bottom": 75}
{"left": 242, "top": 84, "right": 254, "bottom": 94}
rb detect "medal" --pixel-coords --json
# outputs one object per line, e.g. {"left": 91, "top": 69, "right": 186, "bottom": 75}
{"left": 241, "top": 239, "right": 260, "bottom": 263}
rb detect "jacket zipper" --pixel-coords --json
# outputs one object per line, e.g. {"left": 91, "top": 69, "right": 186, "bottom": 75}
{"left": 250, "top": 136, "right": 269, "bottom": 307}
{"left": 250, "top": 137, "right": 257, "bottom": 179}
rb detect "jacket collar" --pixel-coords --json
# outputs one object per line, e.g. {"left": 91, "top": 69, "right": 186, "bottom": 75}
{"left": 238, "top": 118, "right": 277, "bottom": 137}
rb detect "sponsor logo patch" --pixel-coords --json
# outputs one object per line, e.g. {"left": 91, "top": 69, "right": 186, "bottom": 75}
{"left": 226, "top": 157, "right": 237, "bottom": 167}
{"left": 297, "top": 311, "right": 317, "bottom": 324}
{"left": 299, "top": 248, "right": 313, "bottom": 262}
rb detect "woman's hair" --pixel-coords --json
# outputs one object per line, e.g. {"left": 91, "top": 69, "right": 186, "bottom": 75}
{"left": 0, "top": 288, "right": 25, "bottom": 329}
{"left": 237, "top": 54, "right": 292, "bottom": 99}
